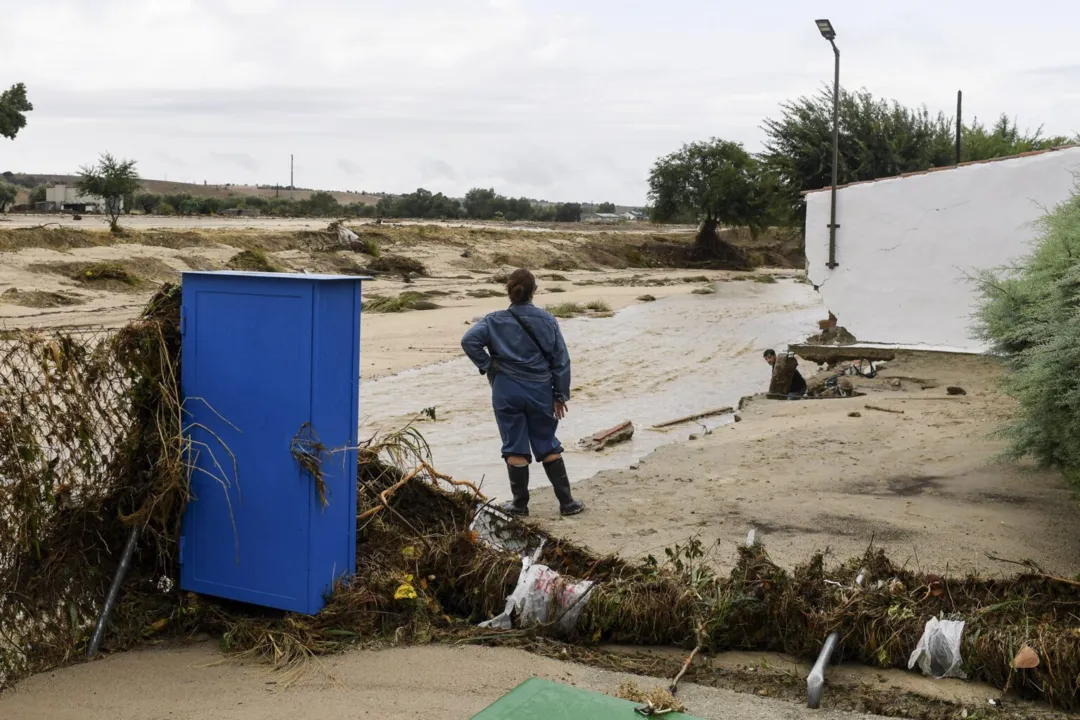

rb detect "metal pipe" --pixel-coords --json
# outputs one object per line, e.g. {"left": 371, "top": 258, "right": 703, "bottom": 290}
{"left": 806, "top": 630, "right": 840, "bottom": 709}
{"left": 827, "top": 40, "right": 841, "bottom": 269}
{"left": 86, "top": 525, "right": 140, "bottom": 659}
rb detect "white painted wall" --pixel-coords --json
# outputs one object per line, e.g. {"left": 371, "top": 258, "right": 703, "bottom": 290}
{"left": 45, "top": 184, "right": 99, "bottom": 206}
{"left": 805, "top": 147, "right": 1080, "bottom": 352}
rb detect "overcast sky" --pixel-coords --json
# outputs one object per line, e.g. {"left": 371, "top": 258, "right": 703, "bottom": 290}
{"left": 1, "top": 0, "right": 1077, "bottom": 205}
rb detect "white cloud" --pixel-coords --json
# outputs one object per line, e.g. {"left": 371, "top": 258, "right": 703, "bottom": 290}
{"left": 2, "top": 0, "right": 1079, "bottom": 205}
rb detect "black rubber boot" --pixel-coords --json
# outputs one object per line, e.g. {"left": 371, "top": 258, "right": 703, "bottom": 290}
{"left": 542, "top": 457, "right": 585, "bottom": 516}
{"left": 499, "top": 463, "right": 530, "bottom": 517}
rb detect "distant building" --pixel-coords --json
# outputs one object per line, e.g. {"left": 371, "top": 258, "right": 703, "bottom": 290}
{"left": 623, "top": 210, "right": 646, "bottom": 221}
{"left": 587, "top": 213, "right": 622, "bottom": 224}
{"left": 43, "top": 184, "right": 121, "bottom": 213}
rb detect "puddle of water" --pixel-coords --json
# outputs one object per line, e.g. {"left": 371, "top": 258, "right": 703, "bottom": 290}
{"left": 359, "top": 281, "right": 825, "bottom": 499}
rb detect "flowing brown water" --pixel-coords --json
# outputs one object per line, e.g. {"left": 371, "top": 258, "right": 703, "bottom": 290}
{"left": 359, "top": 280, "right": 825, "bottom": 499}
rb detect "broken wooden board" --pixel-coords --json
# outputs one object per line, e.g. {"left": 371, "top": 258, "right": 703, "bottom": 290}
{"left": 788, "top": 344, "right": 897, "bottom": 366}
{"left": 578, "top": 421, "right": 634, "bottom": 451}
{"left": 651, "top": 407, "right": 734, "bottom": 429}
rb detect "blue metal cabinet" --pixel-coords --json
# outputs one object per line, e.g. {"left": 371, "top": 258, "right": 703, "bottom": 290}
{"left": 178, "top": 271, "right": 366, "bottom": 615}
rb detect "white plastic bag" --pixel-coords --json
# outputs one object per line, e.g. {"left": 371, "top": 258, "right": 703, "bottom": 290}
{"left": 908, "top": 618, "right": 967, "bottom": 679}
{"left": 469, "top": 505, "right": 542, "bottom": 558}
{"left": 479, "top": 557, "right": 594, "bottom": 634}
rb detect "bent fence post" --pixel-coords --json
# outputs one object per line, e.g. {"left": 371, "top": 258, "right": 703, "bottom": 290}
{"left": 86, "top": 525, "right": 140, "bottom": 659}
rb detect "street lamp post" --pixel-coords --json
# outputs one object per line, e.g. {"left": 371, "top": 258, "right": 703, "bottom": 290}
{"left": 816, "top": 18, "right": 840, "bottom": 269}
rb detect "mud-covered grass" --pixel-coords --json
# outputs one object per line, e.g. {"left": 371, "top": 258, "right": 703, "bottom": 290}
{"left": 27, "top": 259, "right": 178, "bottom": 292}
{"left": 0, "top": 288, "right": 86, "bottom": 308}
{"left": 466, "top": 288, "right": 505, "bottom": 299}
{"left": 363, "top": 292, "right": 441, "bottom": 313}
{"left": 547, "top": 301, "right": 614, "bottom": 318}
{"left": 227, "top": 249, "right": 283, "bottom": 272}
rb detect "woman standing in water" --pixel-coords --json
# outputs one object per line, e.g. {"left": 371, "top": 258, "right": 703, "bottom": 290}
{"left": 460, "top": 268, "right": 585, "bottom": 517}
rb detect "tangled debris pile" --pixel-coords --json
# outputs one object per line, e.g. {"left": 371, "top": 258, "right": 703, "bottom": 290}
{"left": 1, "top": 288, "right": 1079, "bottom": 712}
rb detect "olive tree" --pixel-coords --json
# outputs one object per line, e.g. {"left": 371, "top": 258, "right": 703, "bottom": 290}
{"left": 0, "top": 182, "right": 17, "bottom": 212}
{"left": 76, "top": 153, "right": 140, "bottom": 232}
{"left": 648, "top": 138, "right": 770, "bottom": 256}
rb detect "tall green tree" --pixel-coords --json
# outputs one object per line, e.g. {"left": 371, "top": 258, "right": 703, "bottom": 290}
{"left": 303, "top": 191, "right": 340, "bottom": 216}
{"left": 760, "top": 86, "right": 1076, "bottom": 225}
{"left": 648, "top": 138, "right": 770, "bottom": 254}
{"left": 464, "top": 188, "right": 499, "bottom": 219}
{"left": 0, "top": 182, "right": 17, "bottom": 212}
{"left": 554, "top": 202, "right": 582, "bottom": 223}
{"left": 134, "top": 192, "right": 161, "bottom": 214}
{"left": 596, "top": 202, "right": 616, "bottom": 214}
{"left": 76, "top": 153, "right": 140, "bottom": 233}
{"left": 0, "top": 83, "right": 33, "bottom": 140}
{"left": 761, "top": 86, "right": 955, "bottom": 223}
{"left": 962, "top": 114, "right": 1073, "bottom": 161}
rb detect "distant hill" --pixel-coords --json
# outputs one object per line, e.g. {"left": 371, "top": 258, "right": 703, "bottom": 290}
{"left": 3, "top": 173, "right": 380, "bottom": 206}
{"left": 4, "top": 172, "right": 642, "bottom": 213}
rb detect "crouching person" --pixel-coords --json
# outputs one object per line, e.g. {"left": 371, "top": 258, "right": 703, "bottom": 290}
{"left": 460, "top": 268, "right": 585, "bottom": 517}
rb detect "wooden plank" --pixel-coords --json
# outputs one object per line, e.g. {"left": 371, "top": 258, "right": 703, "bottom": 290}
{"left": 651, "top": 407, "right": 734, "bottom": 429}
{"left": 789, "top": 344, "right": 898, "bottom": 366}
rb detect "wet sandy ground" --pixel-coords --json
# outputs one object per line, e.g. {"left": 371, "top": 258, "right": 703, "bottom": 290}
{"left": 549, "top": 351, "right": 1080, "bottom": 576}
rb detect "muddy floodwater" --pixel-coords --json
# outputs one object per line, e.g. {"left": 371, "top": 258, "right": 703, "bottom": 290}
{"left": 359, "top": 280, "right": 825, "bottom": 499}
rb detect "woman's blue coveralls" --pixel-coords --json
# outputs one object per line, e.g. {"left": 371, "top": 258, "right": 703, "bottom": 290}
{"left": 460, "top": 303, "right": 572, "bottom": 461}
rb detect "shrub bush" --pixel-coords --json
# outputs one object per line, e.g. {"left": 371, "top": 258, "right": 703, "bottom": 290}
{"left": 974, "top": 187, "right": 1080, "bottom": 486}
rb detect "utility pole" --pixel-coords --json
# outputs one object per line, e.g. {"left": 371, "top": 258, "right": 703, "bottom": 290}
{"left": 815, "top": 19, "right": 840, "bottom": 269}
{"left": 290, "top": 154, "right": 294, "bottom": 190}
{"left": 956, "top": 90, "right": 963, "bottom": 165}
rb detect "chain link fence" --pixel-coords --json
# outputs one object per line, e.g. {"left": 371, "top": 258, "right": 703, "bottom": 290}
{"left": 0, "top": 285, "right": 184, "bottom": 689}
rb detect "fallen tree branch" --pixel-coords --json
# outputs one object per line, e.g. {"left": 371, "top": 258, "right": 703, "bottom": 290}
{"left": 651, "top": 407, "right": 733, "bottom": 430}
{"left": 423, "top": 462, "right": 488, "bottom": 502}
{"left": 358, "top": 466, "right": 424, "bottom": 520}
{"left": 669, "top": 644, "right": 701, "bottom": 695}
{"left": 984, "top": 554, "right": 1080, "bottom": 587}
{"left": 865, "top": 404, "right": 904, "bottom": 414}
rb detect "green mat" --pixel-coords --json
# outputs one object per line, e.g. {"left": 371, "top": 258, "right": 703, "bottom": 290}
{"left": 471, "top": 677, "right": 702, "bottom": 719}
